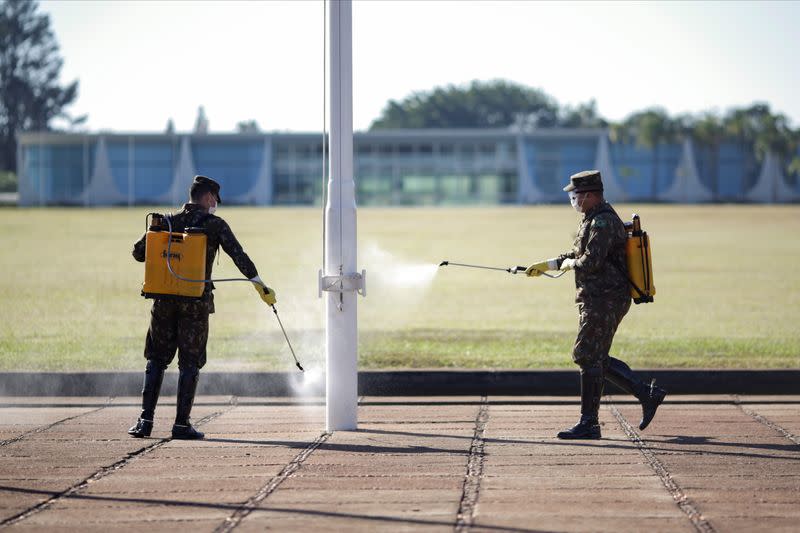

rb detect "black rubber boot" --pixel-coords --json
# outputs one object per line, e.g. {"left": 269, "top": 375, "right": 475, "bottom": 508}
{"left": 128, "top": 360, "right": 165, "bottom": 438}
{"left": 605, "top": 356, "right": 667, "bottom": 431}
{"left": 171, "top": 366, "right": 204, "bottom": 440}
{"left": 558, "top": 366, "right": 603, "bottom": 440}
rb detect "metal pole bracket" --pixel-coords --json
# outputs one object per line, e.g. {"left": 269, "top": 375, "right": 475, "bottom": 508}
{"left": 318, "top": 269, "right": 367, "bottom": 298}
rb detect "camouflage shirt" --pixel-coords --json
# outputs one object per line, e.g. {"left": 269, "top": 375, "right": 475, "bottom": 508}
{"left": 558, "top": 201, "right": 629, "bottom": 304}
{"left": 132, "top": 203, "right": 259, "bottom": 298}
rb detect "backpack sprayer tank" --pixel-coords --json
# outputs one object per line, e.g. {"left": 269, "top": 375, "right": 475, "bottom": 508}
{"left": 142, "top": 213, "right": 207, "bottom": 299}
{"left": 623, "top": 214, "right": 655, "bottom": 304}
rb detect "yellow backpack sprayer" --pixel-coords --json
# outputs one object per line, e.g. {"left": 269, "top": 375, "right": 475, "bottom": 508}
{"left": 142, "top": 214, "right": 207, "bottom": 299}
{"left": 622, "top": 214, "right": 656, "bottom": 304}
{"left": 439, "top": 213, "right": 655, "bottom": 304}
{"left": 141, "top": 212, "right": 304, "bottom": 371}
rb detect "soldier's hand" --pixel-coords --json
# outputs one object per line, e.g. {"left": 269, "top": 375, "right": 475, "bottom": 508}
{"left": 250, "top": 276, "right": 277, "bottom": 306}
{"left": 259, "top": 286, "right": 277, "bottom": 306}
{"left": 525, "top": 259, "right": 557, "bottom": 277}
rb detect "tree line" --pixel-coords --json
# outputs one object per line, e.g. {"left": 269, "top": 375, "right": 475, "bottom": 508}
{"left": 370, "top": 80, "right": 800, "bottom": 176}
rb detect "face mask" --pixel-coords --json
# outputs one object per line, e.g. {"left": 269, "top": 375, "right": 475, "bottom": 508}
{"left": 208, "top": 204, "right": 217, "bottom": 215}
{"left": 569, "top": 192, "right": 583, "bottom": 213}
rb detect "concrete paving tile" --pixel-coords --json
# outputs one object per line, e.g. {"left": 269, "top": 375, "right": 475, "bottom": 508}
{"left": 277, "top": 475, "right": 464, "bottom": 491}
{"left": 32, "top": 491, "right": 251, "bottom": 509}
{"left": 261, "top": 502, "right": 458, "bottom": 516}
{"left": 477, "top": 488, "right": 672, "bottom": 505}
{"left": 303, "top": 454, "right": 468, "bottom": 466}
{"left": 18, "top": 505, "right": 231, "bottom": 526}
{"left": 472, "top": 516, "right": 696, "bottom": 533}
{"left": 685, "top": 488, "right": 800, "bottom": 504}
{"left": 72, "top": 478, "right": 264, "bottom": 494}
{"left": 700, "top": 501, "right": 800, "bottom": 518}
{"left": 482, "top": 455, "right": 647, "bottom": 467}
{"left": 266, "top": 488, "right": 460, "bottom": 504}
{"left": 483, "top": 463, "right": 654, "bottom": 478}
{"left": 481, "top": 477, "right": 665, "bottom": 490}
{"left": 7, "top": 519, "right": 222, "bottom": 533}
{"left": 235, "top": 509, "right": 455, "bottom": 533}
{"left": 708, "top": 517, "right": 800, "bottom": 533}
{"left": 476, "top": 502, "right": 682, "bottom": 518}
{"left": 293, "top": 463, "right": 465, "bottom": 477}
{"left": 98, "top": 465, "right": 287, "bottom": 480}
{"left": 677, "top": 477, "right": 800, "bottom": 490}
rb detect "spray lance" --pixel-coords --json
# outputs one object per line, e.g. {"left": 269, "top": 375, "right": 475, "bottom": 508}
{"left": 156, "top": 213, "right": 305, "bottom": 372}
{"left": 438, "top": 260, "right": 565, "bottom": 278}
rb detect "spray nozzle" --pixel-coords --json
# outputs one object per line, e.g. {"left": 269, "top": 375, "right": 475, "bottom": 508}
{"left": 439, "top": 261, "right": 449, "bottom": 267}
{"left": 296, "top": 362, "right": 305, "bottom": 372}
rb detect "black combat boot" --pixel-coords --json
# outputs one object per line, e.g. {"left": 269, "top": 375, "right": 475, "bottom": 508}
{"left": 605, "top": 356, "right": 667, "bottom": 430}
{"left": 171, "top": 365, "right": 204, "bottom": 440}
{"left": 128, "top": 360, "right": 166, "bottom": 438}
{"left": 557, "top": 366, "right": 603, "bottom": 440}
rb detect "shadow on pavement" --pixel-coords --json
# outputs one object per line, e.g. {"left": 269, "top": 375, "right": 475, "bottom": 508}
{"left": 204, "top": 437, "right": 467, "bottom": 455}
{"left": 0, "top": 486, "right": 546, "bottom": 533}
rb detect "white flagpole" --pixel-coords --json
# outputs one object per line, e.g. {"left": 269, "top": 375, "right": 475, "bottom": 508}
{"left": 325, "top": 0, "right": 359, "bottom": 431}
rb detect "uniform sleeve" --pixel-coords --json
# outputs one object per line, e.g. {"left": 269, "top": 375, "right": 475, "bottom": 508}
{"left": 132, "top": 233, "right": 146, "bottom": 262}
{"left": 574, "top": 214, "right": 615, "bottom": 273}
{"left": 218, "top": 220, "right": 259, "bottom": 279}
{"left": 556, "top": 251, "right": 576, "bottom": 267}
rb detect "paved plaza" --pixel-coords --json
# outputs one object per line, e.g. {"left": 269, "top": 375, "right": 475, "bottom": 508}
{"left": 1, "top": 395, "right": 798, "bottom": 532}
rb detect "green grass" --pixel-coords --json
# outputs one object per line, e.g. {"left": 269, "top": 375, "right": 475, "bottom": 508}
{"left": 0, "top": 205, "right": 798, "bottom": 371}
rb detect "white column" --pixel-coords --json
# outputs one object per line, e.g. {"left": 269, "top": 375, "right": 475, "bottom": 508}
{"left": 325, "top": 0, "right": 358, "bottom": 431}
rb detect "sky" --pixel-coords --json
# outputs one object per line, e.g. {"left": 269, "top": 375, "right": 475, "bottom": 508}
{"left": 39, "top": 0, "right": 800, "bottom": 134}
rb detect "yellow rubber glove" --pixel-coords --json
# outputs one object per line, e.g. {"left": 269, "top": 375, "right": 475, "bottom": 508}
{"left": 250, "top": 276, "right": 277, "bottom": 306}
{"left": 525, "top": 259, "right": 558, "bottom": 277}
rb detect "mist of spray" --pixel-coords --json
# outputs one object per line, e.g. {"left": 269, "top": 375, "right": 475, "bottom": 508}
{"left": 265, "top": 244, "right": 440, "bottom": 399}
{"left": 361, "top": 243, "right": 439, "bottom": 290}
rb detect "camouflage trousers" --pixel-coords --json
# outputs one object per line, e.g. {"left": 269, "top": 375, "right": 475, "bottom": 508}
{"left": 572, "top": 298, "right": 631, "bottom": 369}
{"left": 144, "top": 298, "right": 210, "bottom": 370}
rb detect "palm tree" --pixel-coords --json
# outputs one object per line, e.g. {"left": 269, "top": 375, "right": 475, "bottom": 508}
{"left": 621, "top": 109, "right": 679, "bottom": 199}
{"left": 691, "top": 113, "right": 724, "bottom": 201}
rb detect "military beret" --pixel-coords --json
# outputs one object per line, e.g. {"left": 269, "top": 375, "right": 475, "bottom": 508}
{"left": 563, "top": 170, "right": 603, "bottom": 193}
{"left": 190, "top": 175, "right": 222, "bottom": 204}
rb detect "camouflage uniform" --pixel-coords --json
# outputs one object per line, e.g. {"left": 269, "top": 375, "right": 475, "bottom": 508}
{"left": 558, "top": 200, "right": 630, "bottom": 369}
{"left": 132, "top": 203, "right": 258, "bottom": 370}
{"left": 554, "top": 170, "right": 666, "bottom": 439}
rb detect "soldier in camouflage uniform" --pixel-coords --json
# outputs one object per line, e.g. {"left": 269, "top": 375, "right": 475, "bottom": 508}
{"left": 525, "top": 170, "right": 666, "bottom": 439}
{"left": 128, "top": 176, "right": 276, "bottom": 440}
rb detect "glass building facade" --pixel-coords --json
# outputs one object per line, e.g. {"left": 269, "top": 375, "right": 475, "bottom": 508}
{"left": 16, "top": 129, "right": 799, "bottom": 206}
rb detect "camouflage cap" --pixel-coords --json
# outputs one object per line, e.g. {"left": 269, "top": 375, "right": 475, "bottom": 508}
{"left": 190, "top": 175, "right": 222, "bottom": 204}
{"left": 563, "top": 170, "right": 603, "bottom": 193}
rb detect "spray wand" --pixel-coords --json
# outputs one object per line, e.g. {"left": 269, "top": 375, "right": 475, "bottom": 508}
{"left": 439, "top": 260, "right": 565, "bottom": 278}
{"left": 269, "top": 304, "right": 304, "bottom": 372}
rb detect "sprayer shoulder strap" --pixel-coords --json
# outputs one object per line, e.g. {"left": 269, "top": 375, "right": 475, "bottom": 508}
{"left": 609, "top": 252, "right": 649, "bottom": 300}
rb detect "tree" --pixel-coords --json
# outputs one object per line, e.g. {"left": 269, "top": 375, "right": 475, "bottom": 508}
{"left": 0, "top": 0, "right": 82, "bottom": 171}
{"left": 369, "top": 79, "right": 559, "bottom": 130}
{"left": 616, "top": 108, "right": 680, "bottom": 198}
{"left": 236, "top": 120, "right": 260, "bottom": 134}
{"left": 558, "top": 99, "right": 608, "bottom": 129}
{"left": 691, "top": 113, "right": 724, "bottom": 199}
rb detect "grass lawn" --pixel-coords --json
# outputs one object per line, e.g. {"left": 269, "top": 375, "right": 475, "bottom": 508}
{"left": 0, "top": 204, "right": 798, "bottom": 371}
